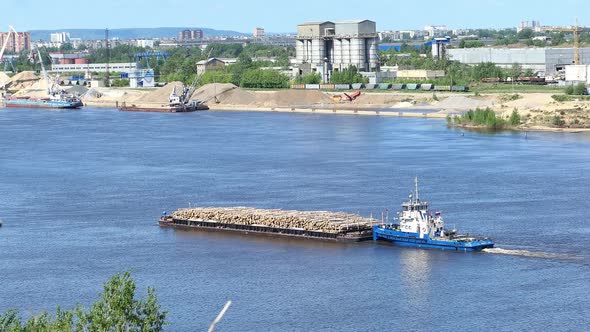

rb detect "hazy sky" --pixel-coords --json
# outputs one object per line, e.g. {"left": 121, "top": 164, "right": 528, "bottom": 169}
{"left": 2, "top": 0, "right": 589, "bottom": 32}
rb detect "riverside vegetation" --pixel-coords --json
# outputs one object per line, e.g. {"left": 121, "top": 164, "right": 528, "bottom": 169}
{"left": 448, "top": 108, "right": 521, "bottom": 130}
{"left": 0, "top": 272, "right": 167, "bottom": 332}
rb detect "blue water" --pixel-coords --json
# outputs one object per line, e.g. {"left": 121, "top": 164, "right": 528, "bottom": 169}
{"left": 1, "top": 108, "right": 589, "bottom": 331}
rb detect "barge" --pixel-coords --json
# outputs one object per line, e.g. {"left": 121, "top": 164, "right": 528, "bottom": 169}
{"left": 159, "top": 207, "right": 376, "bottom": 242}
{"left": 119, "top": 100, "right": 208, "bottom": 113}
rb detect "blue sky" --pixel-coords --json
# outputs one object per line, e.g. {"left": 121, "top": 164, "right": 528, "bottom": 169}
{"left": 2, "top": 0, "right": 589, "bottom": 32}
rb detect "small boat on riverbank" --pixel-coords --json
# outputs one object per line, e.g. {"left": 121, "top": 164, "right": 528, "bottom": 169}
{"left": 372, "top": 178, "right": 494, "bottom": 251}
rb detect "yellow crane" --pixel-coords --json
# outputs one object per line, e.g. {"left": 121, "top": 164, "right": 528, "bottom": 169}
{"left": 540, "top": 19, "right": 583, "bottom": 65}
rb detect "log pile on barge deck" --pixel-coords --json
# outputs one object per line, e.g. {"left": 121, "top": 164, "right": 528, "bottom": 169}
{"left": 160, "top": 207, "right": 378, "bottom": 241}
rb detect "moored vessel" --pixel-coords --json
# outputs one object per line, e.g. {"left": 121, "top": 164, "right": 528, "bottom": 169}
{"left": 2, "top": 45, "right": 83, "bottom": 109}
{"left": 373, "top": 178, "right": 494, "bottom": 251}
{"left": 3, "top": 95, "right": 83, "bottom": 109}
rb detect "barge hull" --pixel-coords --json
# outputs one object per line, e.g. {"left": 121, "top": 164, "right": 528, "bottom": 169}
{"left": 159, "top": 218, "right": 372, "bottom": 242}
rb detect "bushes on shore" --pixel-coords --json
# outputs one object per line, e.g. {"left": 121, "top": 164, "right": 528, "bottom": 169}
{"left": 452, "top": 107, "right": 521, "bottom": 130}
{"left": 565, "top": 83, "right": 588, "bottom": 96}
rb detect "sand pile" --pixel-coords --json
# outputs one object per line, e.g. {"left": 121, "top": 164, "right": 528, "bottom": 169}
{"left": 190, "top": 83, "right": 237, "bottom": 103}
{"left": 67, "top": 85, "right": 89, "bottom": 96}
{"left": 8, "top": 71, "right": 40, "bottom": 90}
{"left": 257, "top": 90, "right": 334, "bottom": 107}
{"left": 134, "top": 81, "right": 184, "bottom": 103}
{"left": 0, "top": 72, "right": 10, "bottom": 87}
{"left": 434, "top": 95, "right": 494, "bottom": 112}
{"left": 12, "top": 79, "right": 51, "bottom": 98}
{"left": 216, "top": 87, "right": 257, "bottom": 105}
{"left": 83, "top": 88, "right": 102, "bottom": 99}
{"left": 81, "top": 87, "right": 147, "bottom": 104}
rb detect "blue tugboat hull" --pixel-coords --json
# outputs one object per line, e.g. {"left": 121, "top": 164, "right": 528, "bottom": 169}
{"left": 373, "top": 226, "right": 494, "bottom": 252}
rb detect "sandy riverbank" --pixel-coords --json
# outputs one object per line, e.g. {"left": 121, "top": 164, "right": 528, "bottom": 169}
{"left": 5, "top": 79, "right": 590, "bottom": 131}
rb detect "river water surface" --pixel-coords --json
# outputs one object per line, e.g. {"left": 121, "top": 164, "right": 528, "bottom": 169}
{"left": 1, "top": 108, "right": 589, "bottom": 331}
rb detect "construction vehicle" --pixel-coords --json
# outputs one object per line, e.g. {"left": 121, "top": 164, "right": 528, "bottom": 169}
{"left": 332, "top": 90, "right": 361, "bottom": 102}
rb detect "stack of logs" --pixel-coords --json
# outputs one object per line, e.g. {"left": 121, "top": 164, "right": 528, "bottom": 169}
{"left": 171, "top": 207, "right": 377, "bottom": 234}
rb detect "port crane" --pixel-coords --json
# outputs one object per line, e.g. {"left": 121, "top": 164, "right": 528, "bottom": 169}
{"left": 0, "top": 25, "right": 18, "bottom": 73}
{"left": 169, "top": 48, "right": 213, "bottom": 107}
{"left": 540, "top": 19, "right": 584, "bottom": 65}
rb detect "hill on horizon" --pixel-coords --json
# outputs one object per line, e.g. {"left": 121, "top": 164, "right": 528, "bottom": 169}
{"left": 30, "top": 27, "right": 248, "bottom": 41}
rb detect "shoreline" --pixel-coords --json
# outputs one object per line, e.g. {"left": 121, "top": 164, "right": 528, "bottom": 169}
{"left": 59, "top": 101, "right": 590, "bottom": 133}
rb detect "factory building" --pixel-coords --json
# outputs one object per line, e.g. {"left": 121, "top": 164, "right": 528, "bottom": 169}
{"left": 448, "top": 47, "right": 590, "bottom": 76}
{"left": 296, "top": 20, "right": 379, "bottom": 82}
{"left": 0, "top": 31, "right": 31, "bottom": 54}
{"left": 178, "top": 29, "right": 203, "bottom": 41}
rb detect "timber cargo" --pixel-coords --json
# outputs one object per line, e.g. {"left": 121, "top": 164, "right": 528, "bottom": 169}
{"left": 159, "top": 207, "right": 376, "bottom": 242}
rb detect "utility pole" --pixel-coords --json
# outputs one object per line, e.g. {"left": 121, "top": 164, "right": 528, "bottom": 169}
{"left": 105, "top": 28, "right": 110, "bottom": 86}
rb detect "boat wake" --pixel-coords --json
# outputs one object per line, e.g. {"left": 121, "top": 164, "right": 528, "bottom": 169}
{"left": 482, "top": 247, "right": 580, "bottom": 261}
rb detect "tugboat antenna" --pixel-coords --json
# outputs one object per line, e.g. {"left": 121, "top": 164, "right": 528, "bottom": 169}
{"left": 415, "top": 177, "right": 419, "bottom": 202}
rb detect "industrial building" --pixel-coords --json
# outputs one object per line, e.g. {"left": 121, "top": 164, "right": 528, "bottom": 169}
{"left": 178, "top": 29, "right": 203, "bottom": 41}
{"left": 0, "top": 30, "right": 31, "bottom": 54}
{"left": 196, "top": 58, "right": 226, "bottom": 76}
{"left": 51, "top": 62, "right": 138, "bottom": 73}
{"left": 295, "top": 20, "right": 379, "bottom": 82}
{"left": 447, "top": 47, "right": 590, "bottom": 76}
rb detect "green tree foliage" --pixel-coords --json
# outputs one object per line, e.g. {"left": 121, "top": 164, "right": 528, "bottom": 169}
{"left": 565, "top": 83, "right": 588, "bottom": 96}
{"left": 455, "top": 107, "right": 507, "bottom": 130}
{"left": 507, "top": 63, "right": 523, "bottom": 79}
{"left": 471, "top": 62, "right": 505, "bottom": 81}
{"left": 330, "top": 66, "right": 367, "bottom": 84}
{"left": 551, "top": 115, "right": 565, "bottom": 127}
{"left": 509, "top": 109, "right": 521, "bottom": 126}
{"left": 517, "top": 28, "right": 534, "bottom": 40}
{"left": 240, "top": 69, "right": 290, "bottom": 88}
{"left": 199, "top": 70, "right": 233, "bottom": 84}
{"left": 111, "top": 78, "right": 130, "bottom": 87}
{"left": 295, "top": 72, "right": 322, "bottom": 84}
{"left": 458, "top": 39, "right": 485, "bottom": 48}
{"left": 86, "top": 44, "right": 147, "bottom": 63}
{"left": 0, "top": 272, "right": 167, "bottom": 332}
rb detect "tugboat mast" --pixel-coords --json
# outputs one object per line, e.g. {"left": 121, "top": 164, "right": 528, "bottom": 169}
{"left": 415, "top": 177, "right": 419, "bottom": 202}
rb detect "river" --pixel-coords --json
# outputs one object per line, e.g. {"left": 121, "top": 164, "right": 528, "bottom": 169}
{"left": 0, "top": 108, "right": 589, "bottom": 331}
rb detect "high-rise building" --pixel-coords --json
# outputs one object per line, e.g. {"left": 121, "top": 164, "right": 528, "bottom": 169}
{"left": 253, "top": 27, "right": 265, "bottom": 38}
{"left": 178, "top": 29, "right": 203, "bottom": 41}
{"left": 518, "top": 20, "right": 541, "bottom": 32}
{"left": 296, "top": 20, "right": 379, "bottom": 81}
{"left": 0, "top": 31, "right": 31, "bottom": 54}
{"left": 50, "top": 32, "right": 71, "bottom": 43}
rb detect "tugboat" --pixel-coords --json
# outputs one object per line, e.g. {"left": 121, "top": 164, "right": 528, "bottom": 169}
{"left": 373, "top": 178, "right": 494, "bottom": 251}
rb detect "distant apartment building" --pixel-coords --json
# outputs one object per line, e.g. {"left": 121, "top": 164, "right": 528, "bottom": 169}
{"left": 136, "top": 39, "right": 155, "bottom": 48}
{"left": 50, "top": 32, "right": 70, "bottom": 43}
{"left": 518, "top": 20, "right": 541, "bottom": 33}
{"left": 0, "top": 30, "right": 31, "bottom": 54}
{"left": 253, "top": 27, "right": 265, "bottom": 38}
{"left": 178, "top": 29, "right": 203, "bottom": 41}
{"left": 424, "top": 25, "right": 449, "bottom": 37}
{"left": 296, "top": 20, "right": 379, "bottom": 82}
